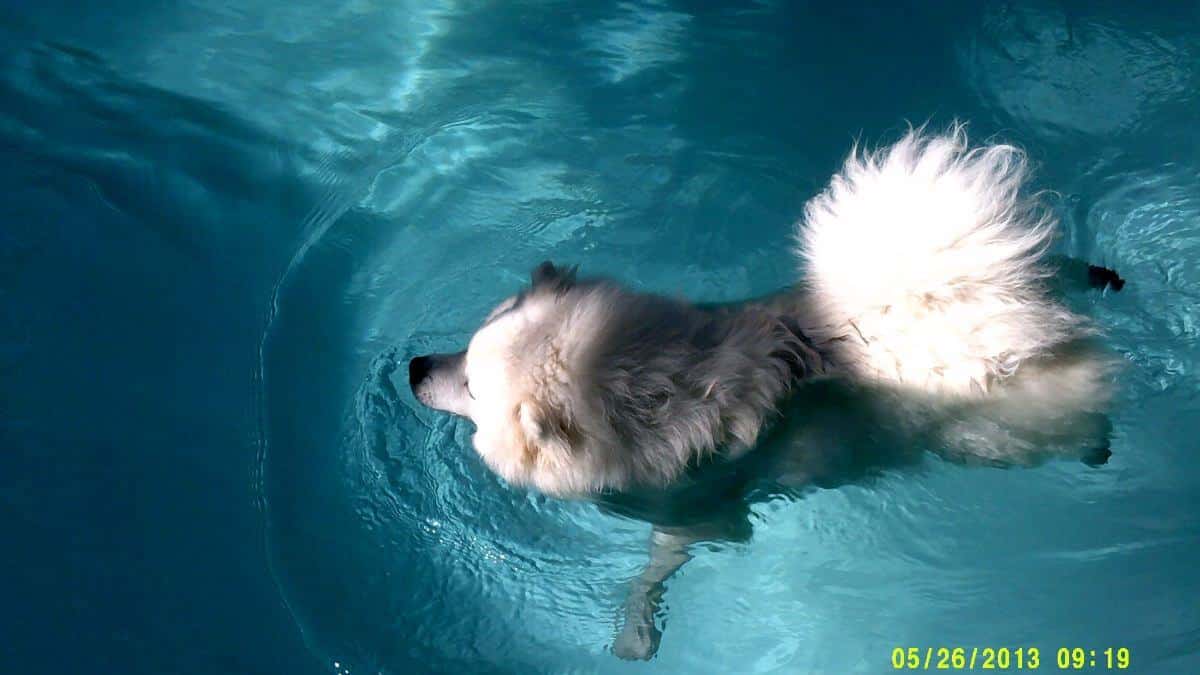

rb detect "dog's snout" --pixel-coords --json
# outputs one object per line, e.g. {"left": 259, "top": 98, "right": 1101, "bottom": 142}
{"left": 407, "top": 350, "right": 467, "bottom": 412}
{"left": 409, "top": 355, "right": 432, "bottom": 390}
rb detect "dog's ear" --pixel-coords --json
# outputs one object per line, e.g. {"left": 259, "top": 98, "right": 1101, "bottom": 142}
{"left": 516, "top": 399, "right": 577, "bottom": 469}
{"left": 531, "top": 260, "right": 559, "bottom": 286}
{"left": 530, "top": 260, "right": 578, "bottom": 291}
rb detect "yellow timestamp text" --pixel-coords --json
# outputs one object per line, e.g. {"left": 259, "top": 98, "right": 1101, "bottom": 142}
{"left": 890, "top": 646, "right": 1131, "bottom": 670}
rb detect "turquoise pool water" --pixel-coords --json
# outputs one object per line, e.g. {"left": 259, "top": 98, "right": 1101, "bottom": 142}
{"left": 2, "top": 1, "right": 1199, "bottom": 673}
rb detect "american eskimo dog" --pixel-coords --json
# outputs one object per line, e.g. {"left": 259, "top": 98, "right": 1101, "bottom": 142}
{"left": 408, "top": 127, "right": 1124, "bottom": 659}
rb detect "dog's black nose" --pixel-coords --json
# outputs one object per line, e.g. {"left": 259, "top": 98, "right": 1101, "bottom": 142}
{"left": 409, "top": 355, "right": 432, "bottom": 390}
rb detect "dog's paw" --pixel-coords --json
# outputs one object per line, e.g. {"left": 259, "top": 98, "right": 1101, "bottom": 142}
{"left": 613, "top": 607, "right": 661, "bottom": 661}
{"left": 1087, "top": 264, "right": 1126, "bottom": 292}
{"left": 1081, "top": 445, "right": 1113, "bottom": 467}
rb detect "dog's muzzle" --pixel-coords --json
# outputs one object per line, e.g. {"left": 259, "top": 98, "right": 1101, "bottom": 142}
{"left": 408, "top": 351, "right": 470, "bottom": 415}
{"left": 408, "top": 355, "right": 434, "bottom": 391}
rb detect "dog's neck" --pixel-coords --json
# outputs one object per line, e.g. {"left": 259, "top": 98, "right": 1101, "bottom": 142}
{"left": 698, "top": 287, "right": 830, "bottom": 380}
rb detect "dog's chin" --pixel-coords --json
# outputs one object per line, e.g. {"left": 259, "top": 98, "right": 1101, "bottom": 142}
{"left": 409, "top": 352, "right": 474, "bottom": 416}
{"left": 414, "top": 392, "right": 471, "bottom": 419}
{"left": 410, "top": 380, "right": 473, "bottom": 418}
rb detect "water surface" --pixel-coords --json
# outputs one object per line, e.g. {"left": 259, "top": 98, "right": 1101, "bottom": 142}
{"left": 2, "top": 1, "right": 1199, "bottom": 673}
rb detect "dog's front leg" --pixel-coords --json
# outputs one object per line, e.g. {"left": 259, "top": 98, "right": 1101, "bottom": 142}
{"left": 612, "top": 528, "right": 694, "bottom": 660}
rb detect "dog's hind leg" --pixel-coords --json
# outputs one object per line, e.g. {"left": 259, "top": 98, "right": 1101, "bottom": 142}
{"left": 1047, "top": 255, "right": 1126, "bottom": 294}
{"left": 612, "top": 528, "right": 694, "bottom": 661}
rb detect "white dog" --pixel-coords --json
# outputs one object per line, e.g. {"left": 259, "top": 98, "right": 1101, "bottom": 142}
{"left": 408, "top": 127, "right": 1123, "bottom": 659}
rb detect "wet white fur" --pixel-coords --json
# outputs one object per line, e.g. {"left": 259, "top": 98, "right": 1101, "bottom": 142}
{"left": 465, "top": 293, "right": 612, "bottom": 495}
{"left": 417, "top": 128, "right": 1114, "bottom": 497}
{"left": 799, "top": 126, "right": 1086, "bottom": 396}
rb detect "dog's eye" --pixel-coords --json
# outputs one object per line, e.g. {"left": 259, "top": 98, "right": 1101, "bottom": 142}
{"left": 465, "top": 379, "right": 475, "bottom": 400}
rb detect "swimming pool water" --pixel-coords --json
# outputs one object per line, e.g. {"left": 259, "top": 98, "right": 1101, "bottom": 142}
{"left": 2, "top": 1, "right": 1199, "bottom": 673}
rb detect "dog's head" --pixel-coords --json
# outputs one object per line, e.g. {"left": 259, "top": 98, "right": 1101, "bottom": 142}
{"left": 409, "top": 261, "right": 810, "bottom": 496}
{"left": 409, "top": 262, "right": 592, "bottom": 491}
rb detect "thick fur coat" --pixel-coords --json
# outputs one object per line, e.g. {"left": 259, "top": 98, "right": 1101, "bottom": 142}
{"left": 409, "top": 127, "right": 1116, "bottom": 498}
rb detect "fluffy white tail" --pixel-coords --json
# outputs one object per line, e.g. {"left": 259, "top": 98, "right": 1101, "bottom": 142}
{"left": 798, "top": 126, "right": 1086, "bottom": 397}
